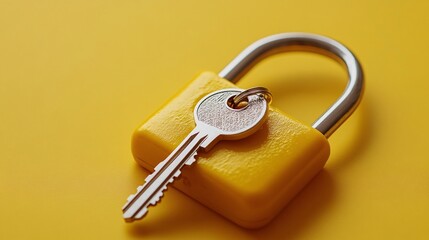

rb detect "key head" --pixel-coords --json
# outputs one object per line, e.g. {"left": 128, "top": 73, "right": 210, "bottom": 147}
{"left": 194, "top": 89, "right": 269, "bottom": 140}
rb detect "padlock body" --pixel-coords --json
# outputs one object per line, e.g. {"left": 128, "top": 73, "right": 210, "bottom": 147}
{"left": 132, "top": 72, "right": 330, "bottom": 228}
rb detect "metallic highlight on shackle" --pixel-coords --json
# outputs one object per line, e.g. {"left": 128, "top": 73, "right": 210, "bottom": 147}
{"left": 219, "top": 33, "right": 364, "bottom": 138}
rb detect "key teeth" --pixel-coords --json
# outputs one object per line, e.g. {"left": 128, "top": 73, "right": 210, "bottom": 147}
{"left": 149, "top": 192, "right": 164, "bottom": 206}
{"left": 184, "top": 152, "right": 198, "bottom": 166}
{"left": 154, "top": 159, "right": 167, "bottom": 171}
{"left": 127, "top": 194, "right": 135, "bottom": 202}
{"left": 123, "top": 183, "right": 145, "bottom": 209}
{"left": 185, "top": 158, "right": 195, "bottom": 166}
{"left": 145, "top": 171, "right": 158, "bottom": 182}
{"left": 173, "top": 170, "right": 181, "bottom": 178}
{"left": 126, "top": 171, "right": 179, "bottom": 211}
{"left": 123, "top": 131, "right": 204, "bottom": 222}
{"left": 147, "top": 180, "right": 174, "bottom": 207}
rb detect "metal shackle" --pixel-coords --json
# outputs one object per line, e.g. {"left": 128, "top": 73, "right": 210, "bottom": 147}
{"left": 219, "top": 33, "right": 364, "bottom": 138}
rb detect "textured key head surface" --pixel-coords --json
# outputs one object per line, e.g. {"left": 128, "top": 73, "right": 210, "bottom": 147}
{"left": 194, "top": 89, "right": 269, "bottom": 139}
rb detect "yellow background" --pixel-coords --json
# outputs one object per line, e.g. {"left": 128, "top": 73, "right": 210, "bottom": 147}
{"left": 1, "top": 1, "right": 428, "bottom": 239}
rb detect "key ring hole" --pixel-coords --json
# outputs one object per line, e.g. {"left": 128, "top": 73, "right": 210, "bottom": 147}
{"left": 226, "top": 95, "right": 249, "bottom": 110}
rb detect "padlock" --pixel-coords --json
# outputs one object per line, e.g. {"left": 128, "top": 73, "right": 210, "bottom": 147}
{"left": 131, "top": 33, "right": 364, "bottom": 228}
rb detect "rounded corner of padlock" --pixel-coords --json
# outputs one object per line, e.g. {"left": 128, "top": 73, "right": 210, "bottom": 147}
{"left": 310, "top": 126, "right": 332, "bottom": 150}
{"left": 130, "top": 128, "right": 169, "bottom": 170}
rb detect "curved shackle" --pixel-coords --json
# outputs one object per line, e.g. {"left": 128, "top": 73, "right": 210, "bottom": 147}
{"left": 219, "top": 33, "right": 364, "bottom": 138}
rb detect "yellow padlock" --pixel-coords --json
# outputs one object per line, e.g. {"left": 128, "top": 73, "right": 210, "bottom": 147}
{"left": 131, "top": 33, "right": 364, "bottom": 228}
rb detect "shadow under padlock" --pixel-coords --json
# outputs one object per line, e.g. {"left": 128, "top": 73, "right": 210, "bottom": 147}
{"left": 127, "top": 32, "right": 364, "bottom": 230}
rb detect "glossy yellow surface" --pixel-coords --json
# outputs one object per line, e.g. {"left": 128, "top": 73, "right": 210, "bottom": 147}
{"left": 1, "top": 0, "right": 429, "bottom": 239}
{"left": 132, "top": 72, "right": 330, "bottom": 228}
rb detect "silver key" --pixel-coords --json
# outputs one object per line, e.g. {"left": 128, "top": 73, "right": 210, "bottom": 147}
{"left": 122, "top": 88, "right": 270, "bottom": 222}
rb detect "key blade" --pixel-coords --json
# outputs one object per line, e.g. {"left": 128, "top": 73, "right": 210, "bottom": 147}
{"left": 122, "top": 128, "right": 216, "bottom": 222}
